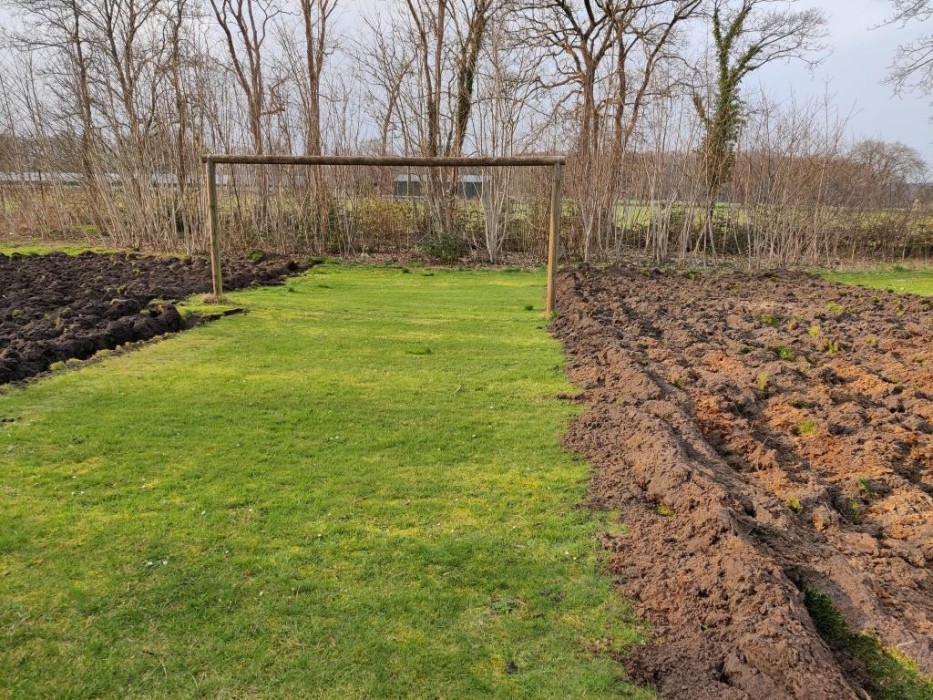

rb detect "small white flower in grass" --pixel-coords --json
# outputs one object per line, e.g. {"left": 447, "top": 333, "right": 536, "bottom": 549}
{"left": 145, "top": 561, "right": 154, "bottom": 567}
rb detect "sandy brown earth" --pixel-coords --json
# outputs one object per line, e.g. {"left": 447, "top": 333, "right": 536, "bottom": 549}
{"left": 552, "top": 266, "right": 932, "bottom": 699}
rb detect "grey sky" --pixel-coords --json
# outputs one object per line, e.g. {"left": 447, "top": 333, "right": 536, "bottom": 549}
{"left": 753, "top": 0, "right": 932, "bottom": 164}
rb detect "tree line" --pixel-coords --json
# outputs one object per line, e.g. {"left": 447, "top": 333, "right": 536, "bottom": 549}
{"left": 0, "top": 0, "right": 930, "bottom": 264}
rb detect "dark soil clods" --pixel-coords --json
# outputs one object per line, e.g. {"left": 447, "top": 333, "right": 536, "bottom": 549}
{"left": 552, "top": 266, "right": 932, "bottom": 699}
{"left": 0, "top": 251, "right": 310, "bottom": 384}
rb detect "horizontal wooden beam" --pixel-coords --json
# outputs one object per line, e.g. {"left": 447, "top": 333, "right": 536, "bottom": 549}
{"left": 201, "top": 154, "right": 565, "bottom": 167}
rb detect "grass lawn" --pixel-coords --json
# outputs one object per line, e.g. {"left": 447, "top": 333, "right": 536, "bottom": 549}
{"left": 0, "top": 264, "right": 650, "bottom": 699}
{"left": 0, "top": 242, "right": 115, "bottom": 256}
{"left": 820, "top": 265, "right": 933, "bottom": 296}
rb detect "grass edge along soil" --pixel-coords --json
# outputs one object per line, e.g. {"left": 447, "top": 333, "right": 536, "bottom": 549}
{"left": 0, "top": 250, "right": 310, "bottom": 385}
{"left": 0, "top": 264, "right": 653, "bottom": 699}
{"left": 552, "top": 265, "right": 932, "bottom": 700}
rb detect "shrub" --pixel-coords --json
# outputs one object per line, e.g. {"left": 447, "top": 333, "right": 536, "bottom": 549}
{"left": 421, "top": 232, "right": 469, "bottom": 263}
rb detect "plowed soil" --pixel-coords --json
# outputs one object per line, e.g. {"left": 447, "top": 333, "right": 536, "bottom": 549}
{"left": 552, "top": 266, "right": 932, "bottom": 699}
{"left": 0, "top": 251, "right": 309, "bottom": 384}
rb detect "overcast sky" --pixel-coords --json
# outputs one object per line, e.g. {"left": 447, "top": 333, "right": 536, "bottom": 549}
{"left": 750, "top": 0, "right": 932, "bottom": 164}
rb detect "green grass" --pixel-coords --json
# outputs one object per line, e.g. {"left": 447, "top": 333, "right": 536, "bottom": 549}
{"left": 805, "top": 589, "right": 933, "bottom": 700}
{"left": 767, "top": 345, "right": 797, "bottom": 362}
{"left": 0, "top": 242, "right": 116, "bottom": 256}
{"left": 0, "top": 264, "right": 650, "bottom": 699}
{"left": 793, "top": 420, "right": 819, "bottom": 436}
{"left": 821, "top": 266, "right": 933, "bottom": 296}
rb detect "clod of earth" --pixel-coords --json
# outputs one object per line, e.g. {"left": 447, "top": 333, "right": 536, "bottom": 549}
{"left": 552, "top": 266, "right": 932, "bottom": 700}
{"left": 0, "top": 251, "right": 311, "bottom": 384}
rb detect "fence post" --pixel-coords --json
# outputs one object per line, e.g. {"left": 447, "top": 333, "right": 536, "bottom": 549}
{"left": 205, "top": 158, "right": 223, "bottom": 298}
{"left": 545, "top": 161, "right": 563, "bottom": 316}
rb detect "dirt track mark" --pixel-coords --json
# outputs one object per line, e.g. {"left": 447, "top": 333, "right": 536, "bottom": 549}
{"left": 552, "top": 266, "right": 932, "bottom": 699}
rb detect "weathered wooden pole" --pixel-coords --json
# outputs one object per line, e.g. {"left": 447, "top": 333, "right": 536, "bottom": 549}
{"left": 545, "top": 161, "right": 563, "bottom": 316}
{"left": 205, "top": 158, "right": 223, "bottom": 298}
{"left": 200, "top": 153, "right": 565, "bottom": 307}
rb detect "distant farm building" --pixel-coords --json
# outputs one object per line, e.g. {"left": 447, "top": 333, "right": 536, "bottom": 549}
{"left": 393, "top": 173, "right": 485, "bottom": 200}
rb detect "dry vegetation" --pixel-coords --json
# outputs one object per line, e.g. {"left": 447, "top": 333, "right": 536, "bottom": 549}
{"left": 0, "top": 0, "right": 929, "bottom": 265}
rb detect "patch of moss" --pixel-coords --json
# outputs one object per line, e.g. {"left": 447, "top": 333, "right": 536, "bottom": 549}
{"left": 768, "top": 345, "right": 796, "bottom": 361}
{"left": 757, "top": 373, "right": 769, "bottom": 395}
{"left": 794, "top": 420, "right": 819, "bottom": 436}
{"left": 760, "top": 313, "right": 780, "bottom": 327}
{"left": 805, "top": 589, "right": 933, "bottom": 700}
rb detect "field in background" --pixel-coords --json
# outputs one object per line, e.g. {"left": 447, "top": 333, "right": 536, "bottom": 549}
{"left": 4, "top": 176, "right": 932, "bottom": 265}
{"left": 820, "top": 265, "right": 933, "bottom": 296}
{"left": 0, "top": 264, "right": 649, "bottom": 699}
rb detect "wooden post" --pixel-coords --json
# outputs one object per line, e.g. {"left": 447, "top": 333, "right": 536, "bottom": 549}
{"left": 545, "top": 161, "right": 563, "bottom": 316}
{"left": 200, "top": 153, "right": 565, "bottom": 306}
{"left": 205, "top": 158, "right": 223, "bottom": 298}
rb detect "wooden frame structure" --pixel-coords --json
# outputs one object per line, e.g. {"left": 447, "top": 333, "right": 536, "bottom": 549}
{"left": 202, "top": 154, "right": 565, "bottom": 314}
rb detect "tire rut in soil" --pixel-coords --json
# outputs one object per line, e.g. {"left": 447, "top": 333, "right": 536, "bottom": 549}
{"left": 551, "top": 265, "right": 932, "bottom": 699}
{"left": 0, "top": 251, "right": 311, "bottom": 385}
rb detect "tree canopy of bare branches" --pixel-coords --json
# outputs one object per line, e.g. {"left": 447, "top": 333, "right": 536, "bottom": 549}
{"left": 884, "top": 0, "right": 933, "bottom": 97}
{"left": 0, "top": 0, "right": 928, "bottom": 265}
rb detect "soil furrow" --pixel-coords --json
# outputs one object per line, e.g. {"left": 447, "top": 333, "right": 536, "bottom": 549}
{"left": 552, "top": 266, "right": 932, "bottom": 699}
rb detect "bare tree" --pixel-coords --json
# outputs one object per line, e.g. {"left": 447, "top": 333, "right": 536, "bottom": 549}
{"left": 397, "top": 0, "right": 495, "bottom": 238}
{"left": 297, "top": 0, "right": 337, "bottom": 156}
{"left": 883, "top": 0, "right": 933, "bottom": 96}
{"left": 208, "top": 0, "right": 280, "bottom": 155}
{"left": 692, "top": 0, "right": 826, "bottom": 257}
{"left": 4, "top": 0, "right": 110, "bottom": 235}
{"left": 518, "top": 0, "right": 700, "bottom": 260}
{"left": 472, "top": 5, "right": 545, "bottom": 261}
{"left": 354, "top": 13, "right": 416, "bottom": 155}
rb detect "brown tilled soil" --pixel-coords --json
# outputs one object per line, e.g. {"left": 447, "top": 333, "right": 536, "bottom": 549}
{"left": 0, "top": 251, "right": 310, "bottom": 384}
{"left": 552, "top": 266, "right": 932, "bottom": 699}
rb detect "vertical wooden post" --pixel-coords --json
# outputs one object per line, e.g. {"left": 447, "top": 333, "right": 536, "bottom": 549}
{"left": 205, "top": 158, "right": 223, "bottom": 298}
{"left": 545, "top": 161, "right": 563, "bottom": 316}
